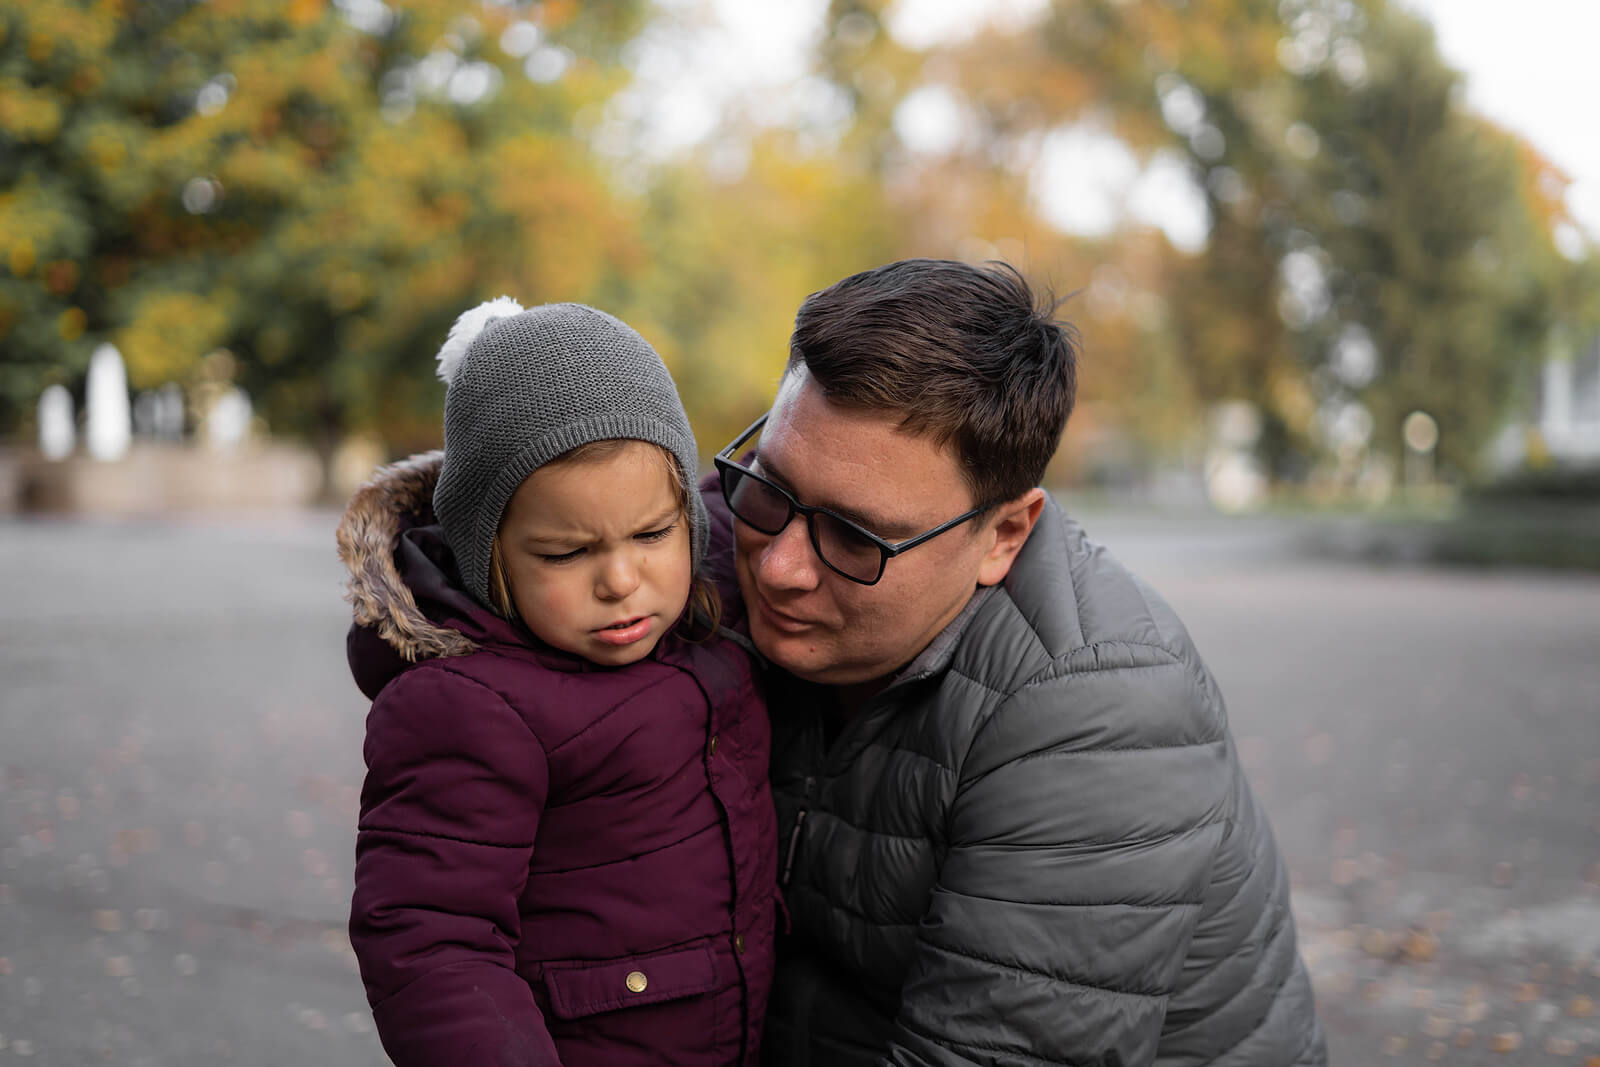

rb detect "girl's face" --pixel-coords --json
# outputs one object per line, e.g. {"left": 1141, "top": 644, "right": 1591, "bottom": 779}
{"left": 496, "top": 440, "right": 692, "bottom": 667}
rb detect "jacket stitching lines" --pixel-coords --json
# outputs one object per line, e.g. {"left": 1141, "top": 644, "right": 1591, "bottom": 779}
{"left": 527, "top": 819, "right": 721, "bottom": 875}
{"left": 811, "top": 819, "right": 933, "bottom": 842}
{"left": 1019, "top": 656, "right": 1186, "bottom": 690}
{"left": 1189, "top": 930, "right": 1299, "bottom": 1067}
{"left": 963, "top": 646, "right": 1191, "bottom": 766}
{"left": 936, "top": 884, "right": 1204, "bottom": 910}
{"left": 410, "top": 661, "right": 549, "bottom": 750}
{"left": 953, "top": 814, "right": 1224, "bottom": 853}
{"left": 1164, "top": 861, "right": 1285, "bottom": 1013}
{"left": 957, "top": 738, "right": 1227, "bottom": 798}
{"left": 943, "top": 666, "right": 1012, "bottom": 698}
{"left": 1009, "top": 737, "right": 1229, "bottom": 760}
{"left": 845, "top": 740, "right": 956, "bottom": 775}
{"left": 919, "top": 937, "right": 1167, "bottom": 999}
{"left": 893, "top": 1019, "right": 1080, "bottom": 1066}
{"left": 357, "top": 825, "right": 532, "bottom": 849}
{"left": 1171, "top": 900, "right": 1297, "bottom": 1056}
{"left": 430, "top": 655, "right": 678, "bottom": 757}
{"left": 545, "top": 673, "right": 677, "bottom": 755}
{"left": 803, "top": 886, "right": 920, "bottom": 928}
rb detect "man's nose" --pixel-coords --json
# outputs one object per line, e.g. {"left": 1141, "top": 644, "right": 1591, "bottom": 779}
{"left": 754, "top": 515, "right": 822, "bottom": 592}
{"left": 596, "top": 554, "right": 642, "bottom": 601}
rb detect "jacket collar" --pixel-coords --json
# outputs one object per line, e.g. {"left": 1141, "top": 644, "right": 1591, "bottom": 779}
{"left": 864, "top": 494, "right": 1076, "bottom": 695}
{"left": 882, "top": 583, "right": 1000, "bottom": 692}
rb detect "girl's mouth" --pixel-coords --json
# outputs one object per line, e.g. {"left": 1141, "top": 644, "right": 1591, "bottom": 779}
{"left": 592, "top": 616, "right": 653, "bottom": 646}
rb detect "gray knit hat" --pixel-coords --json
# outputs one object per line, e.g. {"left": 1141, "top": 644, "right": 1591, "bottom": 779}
{"left": 431, "top": 298, "right": 707, "bottom": 608}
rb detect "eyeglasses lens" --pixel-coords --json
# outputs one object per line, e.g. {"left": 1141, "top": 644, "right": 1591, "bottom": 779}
{"left": 722, "top": 467, "right": 885, "bottom": 584}
{"left": 812, "top": 514, "right": 885, "bottom": 583}
{"left": 723, "top": 467, "right": 791, "bottom": 534}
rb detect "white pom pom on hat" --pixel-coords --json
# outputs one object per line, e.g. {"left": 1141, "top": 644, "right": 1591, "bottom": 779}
{"left": 435, "top": 296, "right": 525, "bottom": 384}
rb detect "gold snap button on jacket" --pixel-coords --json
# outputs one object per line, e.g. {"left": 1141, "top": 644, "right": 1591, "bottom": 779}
{"left": 625, "top": 970, "right": 648, "bottom": 993}
{"left": 734, "top": 934, "right": 745, "bottom": 954}
{"left": 707, "top": 734, "right": 718, "bottom": 757}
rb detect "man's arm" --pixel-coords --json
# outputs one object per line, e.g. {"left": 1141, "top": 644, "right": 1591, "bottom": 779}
{"left": 885, "top": 645, "right": 1232, "bottom": 1067}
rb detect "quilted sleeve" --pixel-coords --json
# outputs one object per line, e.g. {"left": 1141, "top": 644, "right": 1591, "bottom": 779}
{"left": 350, "top": 665, "right": 561, "bottom": 1067}
{"left": 884, "top": 644, "right": 1233, "bottom": 1067}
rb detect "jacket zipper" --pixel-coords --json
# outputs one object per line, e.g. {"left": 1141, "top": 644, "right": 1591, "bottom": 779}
{"left": 779, "top": 775, "right": 817, "bottom": 887}
{"left": 779, "top": 688, "right": 884, "bottom": 889}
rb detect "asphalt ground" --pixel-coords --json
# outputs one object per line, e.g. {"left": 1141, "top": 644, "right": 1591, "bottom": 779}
{"left": 1, "top": 509, "right": 1596, "bottom": 1065}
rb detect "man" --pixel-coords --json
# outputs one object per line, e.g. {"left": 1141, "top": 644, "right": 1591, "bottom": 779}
{"left": 706, "top": 259, "right": 1326, "bottom": 1066}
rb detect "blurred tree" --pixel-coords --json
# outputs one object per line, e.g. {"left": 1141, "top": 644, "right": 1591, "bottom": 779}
{"left": 0, "top": 0, "right": 120, "bottom": 434}
{"left": 796, "top": 0, "right": 1291, "bottom": 467}
{"left": 1271, "top": 1, "right": 1576, "bottom": 475}
{"left": 619, "top": 133, "right": 906, "bottom": 452}
{"left": 0, "top": 0, "right": 646, "bottom": 489}
{"left": 807, "top": 0, "right": 1588, "bottom": 482}
{"left": 5, "top": 0, "right": 1587, "bottom": 493}
{"left": 1031, "top": 0, "right": 1585, "bottom": 478}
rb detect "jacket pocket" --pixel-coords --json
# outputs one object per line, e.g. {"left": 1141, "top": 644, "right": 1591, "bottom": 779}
{"left": 542, "top": 943, "right": 719, "bottom": 1020}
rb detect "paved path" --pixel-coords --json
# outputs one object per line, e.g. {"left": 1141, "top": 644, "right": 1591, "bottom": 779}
{"left": 1, "top": 511, "right": 1596, "bottom": 1065}
{"left": 1099, "top": 514, "right": 1600, "bottom": 1065}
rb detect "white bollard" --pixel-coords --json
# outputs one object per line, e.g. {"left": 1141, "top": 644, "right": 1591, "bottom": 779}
{"left": 38, "top": 384, "right": 75, "bottom": 460}
{"left": 157, "top": 383, "right": 185, "bottom": 441}
{"left": 85, "top": 344, "right": 132, "bottom": 462}
{"left": 204, "top": 387, "right": 252, "bottom": 453}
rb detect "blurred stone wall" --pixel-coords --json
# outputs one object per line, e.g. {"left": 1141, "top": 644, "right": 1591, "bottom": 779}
{"left": 0, "top": 444, "right": 322, "bottom": 516}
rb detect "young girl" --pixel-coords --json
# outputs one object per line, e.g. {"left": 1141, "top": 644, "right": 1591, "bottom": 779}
{"left": 336, "top": 299, "right": 778, "bottom": 1067}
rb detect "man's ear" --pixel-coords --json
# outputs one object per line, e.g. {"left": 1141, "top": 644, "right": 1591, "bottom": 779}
{"left": 976, "top": 488, "right": 1046, "bottom": 587}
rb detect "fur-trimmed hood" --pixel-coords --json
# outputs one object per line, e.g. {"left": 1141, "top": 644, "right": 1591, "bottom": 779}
{"left": 336, "top": 450, "right": 486, "bottom": 668}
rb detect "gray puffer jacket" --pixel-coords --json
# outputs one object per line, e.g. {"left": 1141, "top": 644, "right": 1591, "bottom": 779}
{"left": 756, "top": 498, "right": 1326, "bottom": 1067}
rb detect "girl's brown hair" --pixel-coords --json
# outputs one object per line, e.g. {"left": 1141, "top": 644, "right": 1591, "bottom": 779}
{"left": 486, "top": 439, "right": 721, "bottom": 639}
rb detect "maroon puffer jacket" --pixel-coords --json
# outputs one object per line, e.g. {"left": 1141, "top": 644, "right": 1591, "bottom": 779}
{"left": 337, "top": 453, "right": 778, "bottom": 1067}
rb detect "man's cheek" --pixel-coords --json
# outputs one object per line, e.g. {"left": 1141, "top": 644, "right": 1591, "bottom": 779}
{"left": 731, "top": 527, "right": 760, "bottom": 569}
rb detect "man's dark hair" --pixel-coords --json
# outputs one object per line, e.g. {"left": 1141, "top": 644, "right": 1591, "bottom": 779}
{"left": 788, "top": 258, "right": 1079, "bottom": 507}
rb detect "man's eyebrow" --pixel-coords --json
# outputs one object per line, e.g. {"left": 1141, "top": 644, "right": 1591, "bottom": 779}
{"left": 756, "top": 451, "right": 914, "bottom": 539}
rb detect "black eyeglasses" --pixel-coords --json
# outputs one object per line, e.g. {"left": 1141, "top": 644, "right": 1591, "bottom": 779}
{"left": 713, "top": 414, "right": 986, "bottom": 586}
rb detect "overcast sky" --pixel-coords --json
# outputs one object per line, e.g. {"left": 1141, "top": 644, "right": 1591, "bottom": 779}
{"left": 1402, "top": 0, "right": 1599, "bottom": 242}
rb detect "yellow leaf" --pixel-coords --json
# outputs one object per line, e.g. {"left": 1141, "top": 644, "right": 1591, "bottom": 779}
{"left": 57, "top": 306, "right": 86, "bottom": 340}
{"left": 8, "top": 238, "right": 35, "bottom": 278}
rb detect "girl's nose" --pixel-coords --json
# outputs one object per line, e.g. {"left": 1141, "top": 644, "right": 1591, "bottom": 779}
{"left": 596, "top": 554, "right": 642, "bottom": 601}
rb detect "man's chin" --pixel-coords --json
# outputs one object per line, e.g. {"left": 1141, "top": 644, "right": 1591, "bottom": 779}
{"left": 736, "top": 573, "right": 857, "bottom": 682}
{"left": 749, "top": 617, "right": 883, "bottom": 688}
{"left": 748, "top": 616, "right": 828, "bottom": 680}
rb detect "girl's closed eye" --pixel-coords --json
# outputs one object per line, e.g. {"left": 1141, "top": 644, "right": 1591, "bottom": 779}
{"left": 635, "top": 523, "right": 677, "bottom": 544}
{"left": 537, "top": 547, "right": 585, "bottom": 564}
